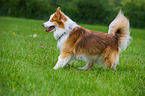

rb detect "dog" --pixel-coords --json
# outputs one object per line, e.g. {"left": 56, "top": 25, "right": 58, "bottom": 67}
{"left": 42, "top": 7, "right": 131, "bottom": 70}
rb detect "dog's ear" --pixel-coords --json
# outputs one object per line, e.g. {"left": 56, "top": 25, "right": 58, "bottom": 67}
{"left": 56, "top": 7, "right": 61, "bottom": 19}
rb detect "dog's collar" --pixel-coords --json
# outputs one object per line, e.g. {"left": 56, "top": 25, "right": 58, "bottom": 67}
{"left": 57, "top": 32, "right": 66, "bottom": 41}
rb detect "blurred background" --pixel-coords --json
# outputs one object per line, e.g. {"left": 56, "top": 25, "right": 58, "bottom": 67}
{"left": 0, "top": 0, "right": 145, "bottom": 28}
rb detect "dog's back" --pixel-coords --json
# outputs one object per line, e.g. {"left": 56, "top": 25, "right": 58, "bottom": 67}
{"left": 63, "top": 27, "right": 118, "bottom": 56}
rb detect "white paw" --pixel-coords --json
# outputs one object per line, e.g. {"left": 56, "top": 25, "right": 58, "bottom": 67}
{"left": 53, "top": 66, "right": 59, "bottom": 70}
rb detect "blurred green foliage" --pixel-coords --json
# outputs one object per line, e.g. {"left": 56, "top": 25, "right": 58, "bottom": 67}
{"left": 0, "top": 0, "right": 145, "bottom": 28}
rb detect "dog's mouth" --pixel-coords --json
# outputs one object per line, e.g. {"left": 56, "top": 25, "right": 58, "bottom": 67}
{"left": 45, "top": 26, "right": 55, "bottom": 33}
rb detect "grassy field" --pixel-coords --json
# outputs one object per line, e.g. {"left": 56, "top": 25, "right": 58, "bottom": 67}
{"left": 0, "top": 17, "right": 145, "bottom": 96}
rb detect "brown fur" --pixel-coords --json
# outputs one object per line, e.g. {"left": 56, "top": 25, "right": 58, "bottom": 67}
{"left": 51, "top": 7, "right": 67, "bottom": 28}
{"left": 101, "top": 47, "right": 119, "bottom": 69}
{"left": 62, "top": 27, "right": 118, "bottom": 56}
{"left": 61, "top": 27, "right": 119, "bottom": 69}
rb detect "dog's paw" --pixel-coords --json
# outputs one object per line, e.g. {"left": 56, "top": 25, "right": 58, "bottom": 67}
{"left": 53, "top": 66, "right": 59, "bottom": 70}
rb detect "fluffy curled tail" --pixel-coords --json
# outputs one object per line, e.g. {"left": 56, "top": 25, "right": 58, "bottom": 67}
{"left": 108, "top": 10, "right": 131, "bottom": 51}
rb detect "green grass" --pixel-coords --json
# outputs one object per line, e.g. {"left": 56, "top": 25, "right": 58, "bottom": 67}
{"left": 0, "top": 17, "right": 145, "bottom": 96}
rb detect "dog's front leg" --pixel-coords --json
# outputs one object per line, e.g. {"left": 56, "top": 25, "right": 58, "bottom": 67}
{"left": 53, "top": 55, "right": 71, "bottom": 69}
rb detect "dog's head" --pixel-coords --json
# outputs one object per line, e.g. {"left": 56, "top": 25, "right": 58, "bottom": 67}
{"left": 42, "top": 7, "right": 68, "bottom": 33}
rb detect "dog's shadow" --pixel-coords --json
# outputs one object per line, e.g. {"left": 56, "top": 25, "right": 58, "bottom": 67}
{"left": 64, "top": 64, "right": 108, "bottom": 72}
{"left": 64, "top": 63, "right": 140, "bottom": 72}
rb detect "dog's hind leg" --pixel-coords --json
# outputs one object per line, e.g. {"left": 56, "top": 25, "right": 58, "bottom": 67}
{"left": 102, "top": 50, "right": 119, "bottom": 70}
{"left": 53, "top": 53, "right": 71, "bottom": 69}
{"left": 78, "top": 62, "right": 94, "bottom": 70}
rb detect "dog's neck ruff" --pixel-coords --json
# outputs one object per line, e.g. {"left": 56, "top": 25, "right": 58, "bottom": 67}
{"left": 56, "top": 32, "right": 66, "bottom": 41}
{"left": 56, "top": 22, "right": 79, "bottom": 49}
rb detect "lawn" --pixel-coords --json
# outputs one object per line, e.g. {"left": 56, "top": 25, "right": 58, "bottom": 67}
{"left": 0, "top": 17, "right": 145, "bottom": 96}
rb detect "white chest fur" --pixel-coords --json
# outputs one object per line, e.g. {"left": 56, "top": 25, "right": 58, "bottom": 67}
{"left": 56, "top": 34, "right": 69, "bottom": 49}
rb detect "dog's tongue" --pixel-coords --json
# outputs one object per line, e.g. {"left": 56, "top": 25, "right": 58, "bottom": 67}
{"left": 45, "top": 28, "right": 51, "bottom": 32}
{"left": 45, "top": 26, "right": 55, "bottom": 32}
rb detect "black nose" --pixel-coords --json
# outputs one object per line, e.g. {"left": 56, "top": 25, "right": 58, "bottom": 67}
{"left": 42, "top": 24, "right": 44, "bottom": 27}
